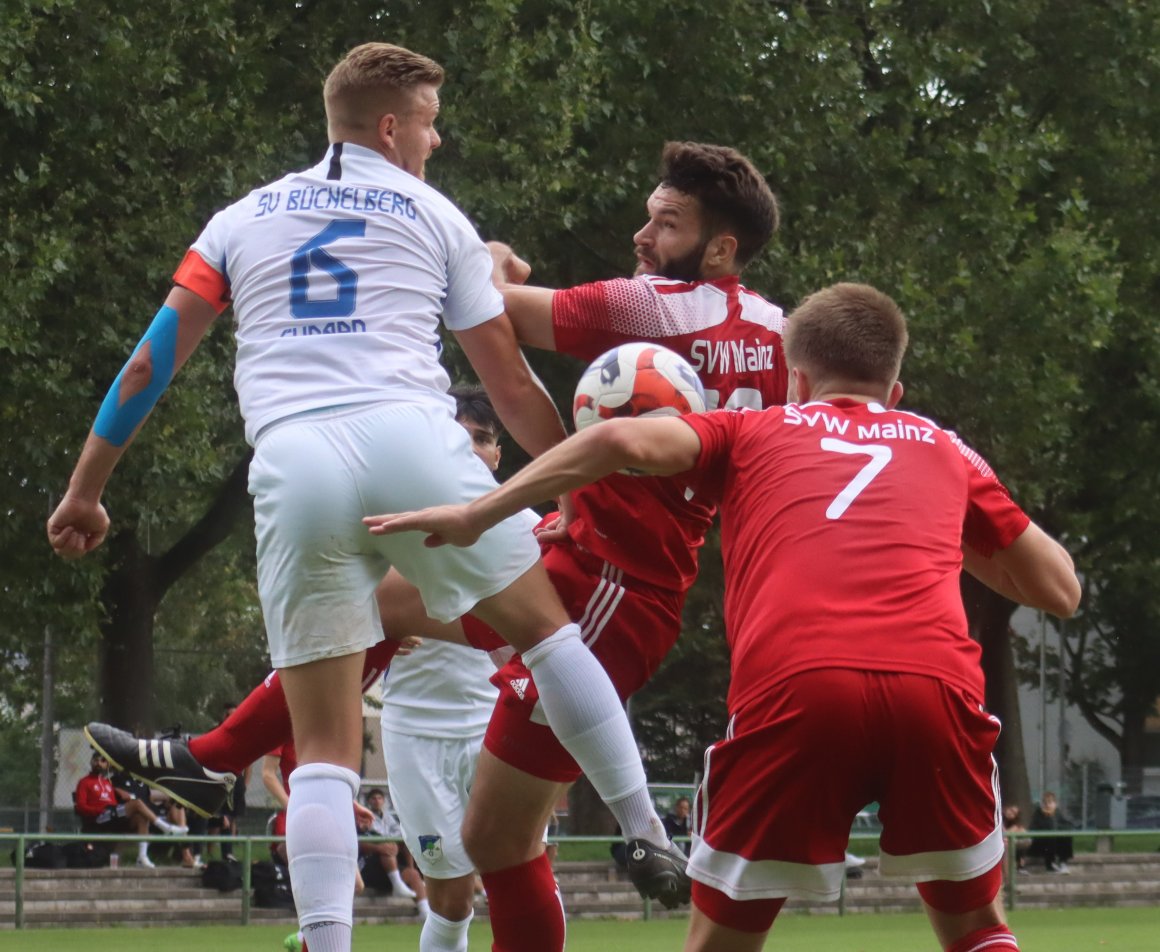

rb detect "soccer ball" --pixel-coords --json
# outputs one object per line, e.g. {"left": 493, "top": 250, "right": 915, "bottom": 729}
{"left": 572, "top": 342, "right": 707, "bottom": 431}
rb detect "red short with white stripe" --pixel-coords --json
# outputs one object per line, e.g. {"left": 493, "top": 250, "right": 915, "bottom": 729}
{"left": 688, "top": 669, "right": 1004, "bottom": 905}
{"left": 482, "top": 541, "right": 684, "bottom": 782}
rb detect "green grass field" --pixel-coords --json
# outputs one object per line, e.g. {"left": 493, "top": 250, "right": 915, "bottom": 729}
{"left": 0, "top": 908, "right": 1155, "bottom": 951}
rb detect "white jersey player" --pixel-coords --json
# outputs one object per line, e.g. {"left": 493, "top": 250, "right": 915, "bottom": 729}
{"left": 48, "top": 42, "right": 681, "bottom": 952}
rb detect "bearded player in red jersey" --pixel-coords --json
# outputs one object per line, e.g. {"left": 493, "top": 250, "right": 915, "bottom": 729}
{"left": 376, "top": 141, "right": 788, "bottom": 952}
{"left": 367, "top": 282, "right": 1081, "bottom": 952}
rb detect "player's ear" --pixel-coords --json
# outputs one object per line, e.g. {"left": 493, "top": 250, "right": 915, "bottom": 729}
{"left": 492, "top": 442, "right": 502, "bottom": 471}
{"left": 886, "top": 379, "right": 904, "bottom": 409}
{"left": 377, "top": 112, "right": 398, "bottom": 149}
{"left": 789, "top": 366, "right": 810, "bottom": 403}
{"left": 705, "top": 234, "right": 738, "bottom": 271}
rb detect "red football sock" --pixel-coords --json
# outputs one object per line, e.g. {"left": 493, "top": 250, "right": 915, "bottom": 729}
{"left": 189, "top": 673, "right": 290, "bottom": 775}
{"left": 188, "top": 639, "right": 400, "bottom": 775}
{"left": 947, "top": 924, "right": 1019, "bottom": 952}
{"left": 481, "top": 852, "right": 566, "bottom": 952}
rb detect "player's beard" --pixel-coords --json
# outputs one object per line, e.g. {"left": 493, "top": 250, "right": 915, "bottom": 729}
{"left": 656, "top": 238, "right": 710, "bottom": 282}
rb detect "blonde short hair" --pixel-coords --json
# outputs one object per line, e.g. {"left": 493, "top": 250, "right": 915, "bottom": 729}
{"left": 324, "top": 43, "right": 444, "bottom": 133}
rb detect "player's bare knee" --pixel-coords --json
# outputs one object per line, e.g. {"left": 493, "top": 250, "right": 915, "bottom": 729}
{"left": 427, "top": 875, "right": 476, "bottom": 920}
{"left": 462, "top": 817, "right": 539, "bottom": 872}
{"left": 471, "top": 565, "right": 570, "bottom": 651}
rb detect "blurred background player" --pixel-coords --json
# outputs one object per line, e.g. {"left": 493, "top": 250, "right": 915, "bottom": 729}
{"left": 378, "top": 384, "right": 512, "bottom": 952}
{"left": 366, "top": 281, "right": 1081, "bottom": 952}
{"left": 262, "top": 741, "right": 296, "bottom": 867}
{"left": 59, "top": 41, "right": 679, "bottom": 952}
{"left": 207, "top": 702, "right": 250, "bottom": 860}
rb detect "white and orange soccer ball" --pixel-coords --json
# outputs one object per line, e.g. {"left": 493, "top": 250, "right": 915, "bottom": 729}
{"left": 572, "top": 342, "right": 707, "bottom": 431}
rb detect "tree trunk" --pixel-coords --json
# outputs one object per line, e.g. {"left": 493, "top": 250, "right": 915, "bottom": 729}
{"left": 1119, "top": 716, "right": 1147, "bottom": 794}
{"left": 98, "top": 532, "right": 160, "bottom": 732}
{"left": 962, "top": 573, "right": 1031, "bottom": 814}
{"left": 96, "top": 452, "right": 255, "bottom": 731}
{"left": 567, "top": 776, "right": 619, "bottom": 837}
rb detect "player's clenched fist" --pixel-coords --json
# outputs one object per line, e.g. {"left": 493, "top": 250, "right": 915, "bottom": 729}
{"left": 47, "top": 495, "right": 110, "bottom": 559}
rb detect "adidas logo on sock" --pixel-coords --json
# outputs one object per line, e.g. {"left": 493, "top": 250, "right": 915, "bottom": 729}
{"left": 509, "top": 677, "right": 530, "bottom": 700}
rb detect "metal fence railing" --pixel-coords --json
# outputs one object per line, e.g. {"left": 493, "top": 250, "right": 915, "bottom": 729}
{"left": 2, "top": 829, "right": 1157, "bottom": 929}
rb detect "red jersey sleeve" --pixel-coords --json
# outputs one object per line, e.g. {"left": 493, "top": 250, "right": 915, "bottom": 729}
{"left": 950, "top": 432, "right": 1031, "bottom": 556}
{"left": 173, "top": 249, "right": 231, "bottom": 314}
{"left": 682, "top": 409, "right": 747, "bottom": 498}
{"left": 553, "top": 278, "right": 664, "bottom": 360}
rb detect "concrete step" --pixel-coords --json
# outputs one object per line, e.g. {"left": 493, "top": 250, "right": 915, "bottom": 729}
{"left": 17, "top": 882, "right": 210, "bottom": 899}
{"left": 552, "top": 860, "right": 623, "bottom": 883}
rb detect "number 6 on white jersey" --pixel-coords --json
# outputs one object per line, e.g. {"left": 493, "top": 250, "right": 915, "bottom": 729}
{"left": 820, "top": 438, "right": 892, "bottom": 520}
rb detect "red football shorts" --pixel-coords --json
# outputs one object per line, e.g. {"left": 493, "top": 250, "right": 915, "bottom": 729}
{"left": 688, "top": 668, "right": 1004, "bottom": 905}
{"left": 480, "top": 541, "right": 684, "bottom": 782}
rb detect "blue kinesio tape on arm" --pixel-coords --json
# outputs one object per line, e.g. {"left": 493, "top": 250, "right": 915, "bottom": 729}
{"left": 93, "top": 305, "right": 180, "bottom": 446}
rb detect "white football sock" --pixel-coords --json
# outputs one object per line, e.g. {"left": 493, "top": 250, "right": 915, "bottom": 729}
{"left": 420, "top": 908, "right": 471, "bottom": 952}
{"left": 286, "top": 762, "right": 360, "bottom": 940}
{"left": 388, "top": 868, "right": 416, "bottom": 898}
{"left": 302, "top": 922, "right": 352, "bottom": 952}
{"left": 520, "top": 624, "right": 663, "bottom": 844}
{"left": 607, "top": 789, "right": 668, "bottom": 848}
{"left": 415, "top": 896, "right": 431, "bottom": 921}
{"left": 137, "top": 842, "right": 149, "bottom": 861}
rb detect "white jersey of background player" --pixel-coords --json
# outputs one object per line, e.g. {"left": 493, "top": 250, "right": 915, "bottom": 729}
{"left": 380, "top": 385, "right": 537, "bottom": 952}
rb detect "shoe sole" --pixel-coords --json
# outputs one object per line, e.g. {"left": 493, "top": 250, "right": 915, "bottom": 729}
{"left": 83, "top": 724, "right": 220, "bottom": 820}
{"left": 627, "top": 863, "right": 691, "bottom": 909}
{"left": 647, "top": 877, "right": 688, "bottom": 910}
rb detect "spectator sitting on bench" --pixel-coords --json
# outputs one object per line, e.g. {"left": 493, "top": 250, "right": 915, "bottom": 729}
{"left": 75, "top": 751, "right": 188, "bottom": 868}
{"left": 111, "top": 769, "right": 199, "bottom": 869}
{"left": 1028, "top": 790, "right": 1075, "bottom": 874}
{"left": 358, "top": 786, "right": 427, "bottom": 917}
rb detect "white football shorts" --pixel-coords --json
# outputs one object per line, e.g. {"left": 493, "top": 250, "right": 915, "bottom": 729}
{"left": 249, "top": 400, "right": 541, "bottom": 668}
{"left": 382, "top": 727, "right": 484, "bottom": 879}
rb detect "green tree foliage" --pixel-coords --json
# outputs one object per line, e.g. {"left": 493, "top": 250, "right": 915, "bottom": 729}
{"left": 3, "top": 1, "right": 1157, "bottom": 807}
{"left": 0, "top": 0, "right": 315, "bottom": 739}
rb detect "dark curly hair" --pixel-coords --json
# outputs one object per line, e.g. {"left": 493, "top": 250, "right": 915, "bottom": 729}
{"left": 659, "top": 142, "right": 779, "bottom": 269}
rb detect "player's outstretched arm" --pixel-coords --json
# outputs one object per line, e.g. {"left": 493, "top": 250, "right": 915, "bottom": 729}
{"left": 455, "top": 313, "right": 567, "bottom": 459}
{"left": 365, "top": 416, "right": 702, "bottom": 547}
{"left": 47, "top": 286, "right": 219, "bottom": 559}
{"left": 963, "top": 522, "right": 1081, "bottom": 618}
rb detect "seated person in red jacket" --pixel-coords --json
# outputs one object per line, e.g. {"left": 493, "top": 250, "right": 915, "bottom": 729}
{"left": 74, "top": 751, "right": 187, "bottom": 868}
